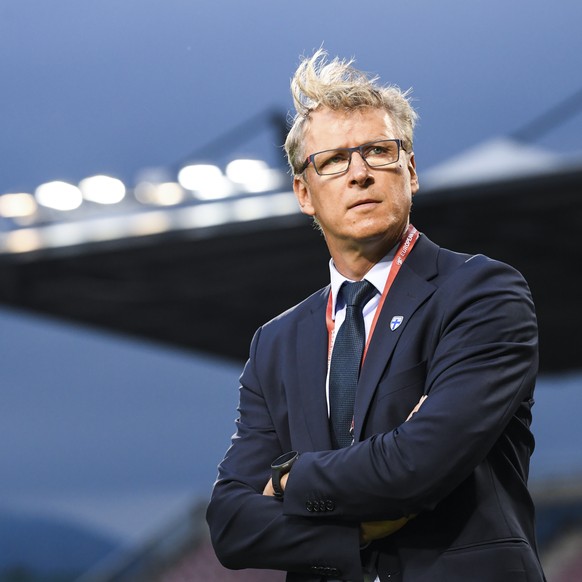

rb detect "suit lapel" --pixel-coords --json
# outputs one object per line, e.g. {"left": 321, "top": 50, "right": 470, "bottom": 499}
{"left": 353, "top": 236, "right": 438, "bottom": 442}
{"left": 295, "top": 288, "right": 334, "bottom": 451}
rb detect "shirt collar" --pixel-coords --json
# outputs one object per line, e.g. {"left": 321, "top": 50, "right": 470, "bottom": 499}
{"left": 328, "top": 247, "right": 397, "bottom": 319}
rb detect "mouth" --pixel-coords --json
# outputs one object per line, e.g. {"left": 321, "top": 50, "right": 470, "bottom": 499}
{"left": 348, "top": 198, "right": 379, "bottom": 210}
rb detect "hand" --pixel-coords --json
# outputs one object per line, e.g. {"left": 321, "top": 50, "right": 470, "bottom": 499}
{"left": 262, "top": 397, "right": 427, "bottom": 498}
{"left": 359, "top": 397, "right": 424, "bottom": 542}
{"left": 360, "top": 515, "right": 414, "bottom": 544}
{"left": 263, "top": 472, "right": 289, "bottom": 496}
{"left": 406, "top": 394, "right": 427, "bottom": 421}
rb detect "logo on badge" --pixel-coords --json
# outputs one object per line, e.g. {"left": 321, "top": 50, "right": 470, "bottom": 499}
{"left": 390, "top": 316, "right": 404, "bottom": 331}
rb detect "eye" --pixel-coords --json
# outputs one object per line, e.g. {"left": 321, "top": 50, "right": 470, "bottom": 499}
{"left": 364, "top": 144, "right": 389, "bottom": 156}
{"left": 363, "top": 141, "right": 399, "bottom": 165}
{"left": 318, "top": 150, "right": 349, "bottom": 168}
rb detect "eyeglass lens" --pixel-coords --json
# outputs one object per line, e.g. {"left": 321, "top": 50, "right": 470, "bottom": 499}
{"left": 313, "top": 140, "right": 400, "bottom": 175}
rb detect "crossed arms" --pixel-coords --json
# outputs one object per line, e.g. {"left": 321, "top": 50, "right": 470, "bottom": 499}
{"left": 262, "top": 395, "right": 428, "bottom": 543}
{"left": 206, "top": 256, "right": 538, "bottom": 579}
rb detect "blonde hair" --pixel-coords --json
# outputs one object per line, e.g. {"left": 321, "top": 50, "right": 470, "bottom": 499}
{"left": 284, "top": 49, "right": 418, "bottom": 175}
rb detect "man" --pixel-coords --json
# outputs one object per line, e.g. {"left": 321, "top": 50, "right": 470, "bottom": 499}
{"left": 206, "top": 50, "right": 546, "bottom": 581}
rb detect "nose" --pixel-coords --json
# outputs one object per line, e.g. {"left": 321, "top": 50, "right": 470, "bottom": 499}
{"left": 348, "top": 151, "right": 373, "bottom": 186}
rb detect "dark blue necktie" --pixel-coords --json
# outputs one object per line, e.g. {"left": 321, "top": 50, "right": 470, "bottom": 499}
{"left": 329, "top": 280, "right": 377, "bottom": 448}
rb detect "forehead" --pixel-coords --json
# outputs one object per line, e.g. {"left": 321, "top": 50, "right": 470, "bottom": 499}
{"left": 304, "top": 107, "right": 397, "bottom": 153}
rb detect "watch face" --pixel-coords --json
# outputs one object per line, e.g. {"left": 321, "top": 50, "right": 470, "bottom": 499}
{"left": 273, "top": 451, "right": 298, "bottom": 468}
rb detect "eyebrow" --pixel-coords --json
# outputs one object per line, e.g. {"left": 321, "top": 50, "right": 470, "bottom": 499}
{"left": 318, "top": 137, "right": 392, "bottom": 150}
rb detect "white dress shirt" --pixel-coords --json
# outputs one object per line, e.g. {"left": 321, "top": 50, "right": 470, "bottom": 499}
{"left": 325, "top": 251, "right": 395, "bottom": 415}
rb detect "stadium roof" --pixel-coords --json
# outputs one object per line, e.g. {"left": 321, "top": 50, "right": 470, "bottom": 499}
{"left": 0, "top": 143, "right": 581, "bottom": 373}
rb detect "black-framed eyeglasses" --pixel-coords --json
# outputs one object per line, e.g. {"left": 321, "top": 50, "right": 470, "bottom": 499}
{"left": 299, "top": 139, "right": 406, "bottom": 176}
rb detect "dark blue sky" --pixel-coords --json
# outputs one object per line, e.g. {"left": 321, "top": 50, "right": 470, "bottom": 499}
{"left": 2, "top": 0, "right": 582, "bottom": 193}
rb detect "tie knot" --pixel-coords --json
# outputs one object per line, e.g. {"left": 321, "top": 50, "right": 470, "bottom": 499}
{"left": 340, "top": 280, "right": 376, "bottom": 308}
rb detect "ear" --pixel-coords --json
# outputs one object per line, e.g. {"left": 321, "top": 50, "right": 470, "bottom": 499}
{"left": 407, "top": 152, "right": 419, "bottom": 196}
{"left": 293, "top": 175, "right": 316, "bottom": 216}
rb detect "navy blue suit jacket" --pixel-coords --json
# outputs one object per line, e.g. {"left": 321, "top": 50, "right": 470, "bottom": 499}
{"left": 207, "top": 234, "right": 546, "bottom": 581}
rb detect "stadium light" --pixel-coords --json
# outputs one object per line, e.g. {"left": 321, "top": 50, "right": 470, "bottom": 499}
{"left": 134, "top": 181, "right": 185, "bottom": 206}
{"left": 225, "top": 159, "right": 285, "bottom": 193}
{"left": 177, "top": 164, "right": 236, "bottom": 200}
{"left": 79, "top": 175, "right": 126, "bottom": 204}
{"left": 0, "top": 193, "right": 38, "bottom": 218}
{"left": 35, "top": 181, "right": 83, "bottom": 211}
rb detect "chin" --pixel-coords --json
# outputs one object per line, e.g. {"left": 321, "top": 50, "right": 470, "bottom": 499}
{"left": 356, "top": 218, "right": 403, "bottom": 240}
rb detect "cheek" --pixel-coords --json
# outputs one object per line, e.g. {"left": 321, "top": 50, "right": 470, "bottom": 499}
{"left": 384, "top": 189, "right": 414, "bottom": 222}
{"left": 309, "top": 186, "right": 334, "bottom": 215}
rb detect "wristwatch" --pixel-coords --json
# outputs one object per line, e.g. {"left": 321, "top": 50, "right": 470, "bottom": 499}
{"left": 271, "top": 450, "right": 299, "bottom": 499}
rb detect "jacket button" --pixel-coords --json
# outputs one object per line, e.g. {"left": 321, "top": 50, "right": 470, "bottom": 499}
{"left": 305, "top": 500, "right": 314, "bottom": 512}
{"left": 325, "top": 499, "right": 335, "bottom": 511}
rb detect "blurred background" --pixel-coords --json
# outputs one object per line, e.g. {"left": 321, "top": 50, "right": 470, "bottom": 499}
{"left": 1, "top": 0, "right": 582, "bottom": 580}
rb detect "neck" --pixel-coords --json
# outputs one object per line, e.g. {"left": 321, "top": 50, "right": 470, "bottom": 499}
{"left": 329, "top": 227, "right": 407, "bottom": 280}
{"left": 331, "top": 252, "right": 380, "bottom": 281}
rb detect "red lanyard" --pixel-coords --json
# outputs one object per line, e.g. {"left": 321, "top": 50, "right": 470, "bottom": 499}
{"left": 326, "top": 224, "right": 419, "bottom": 364}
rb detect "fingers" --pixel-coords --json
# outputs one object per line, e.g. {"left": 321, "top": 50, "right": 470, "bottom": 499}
{"left": 263, "top": 479, "right": 275, "bottom": 496}
{"left": 406, "top": 394, "right": 427, "bottom": 421}
{"left": 360, "top": 516, "right": 410, "bottom": 543}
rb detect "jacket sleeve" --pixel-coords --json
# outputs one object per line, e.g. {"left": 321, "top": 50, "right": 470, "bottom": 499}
{"left": 283, "top": 256, "right": 538, "bottom": 521}
{"left": 206, "top": 326, "right": 364, "bottom": 582}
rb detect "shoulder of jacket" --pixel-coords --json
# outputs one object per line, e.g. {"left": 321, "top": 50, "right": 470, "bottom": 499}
{"left": 261, "top": 285, "right": 329, "bottom": 329}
